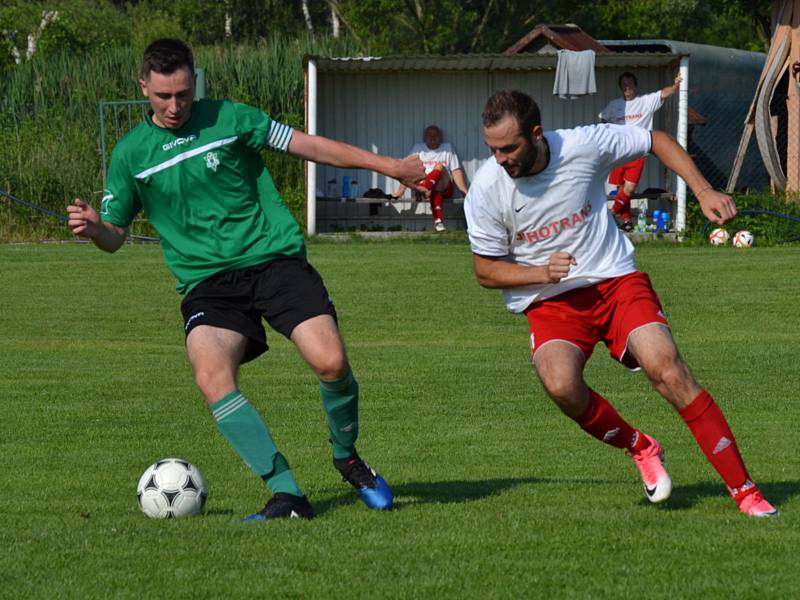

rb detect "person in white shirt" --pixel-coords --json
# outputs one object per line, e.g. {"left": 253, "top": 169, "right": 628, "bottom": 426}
{"left": 392, "top": 125, "right": 469, "bottom": 232}
{"left": 599, "top": 72, "right": 682, "bottom": 231}
{"left": 463, "top": 89, "right": 777, "bottom": 518}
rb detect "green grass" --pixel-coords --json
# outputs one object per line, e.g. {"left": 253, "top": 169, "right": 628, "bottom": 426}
{"left": 1, "top": 240, "right": 798, "bottom": 598}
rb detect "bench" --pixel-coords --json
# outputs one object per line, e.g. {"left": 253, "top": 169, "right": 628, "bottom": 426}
{"left": 315, "top": 196, "right": 466, "bottom": 232}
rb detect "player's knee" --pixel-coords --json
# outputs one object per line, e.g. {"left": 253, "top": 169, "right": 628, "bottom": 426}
{"left": 646, "top": 358, "right": 691, "bottom": 391}
{"left": 313, "top": 353, "right": 349, "bottom": 381}
{"left": 538, "top": 373, "right": 580, "bottom": 404}
{"left": 193, "top": 366, "right": 236, "bottom": 402}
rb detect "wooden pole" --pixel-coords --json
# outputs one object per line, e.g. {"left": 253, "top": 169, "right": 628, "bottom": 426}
{"left": 727, "top": 0, "right": 793, "bottom": 192}
{"left": 726, "top": 122, "right": 753, "bottom": 193}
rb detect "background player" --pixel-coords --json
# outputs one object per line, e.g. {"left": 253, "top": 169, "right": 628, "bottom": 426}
{"left": 67, "top": 38, "right": 425, "bottom": 521}
{"left": 392, "top": 124, "right": 469, "bottom": 232}
{"left": 464, "top": 89, "right": 777, "bottom": 518}
{"left": 599, "top": 72, "right": 682, "bottom": 230}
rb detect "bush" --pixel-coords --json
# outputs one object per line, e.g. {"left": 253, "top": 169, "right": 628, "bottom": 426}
{"left": 684, "top": 190, "right": 800, "bottom": 246}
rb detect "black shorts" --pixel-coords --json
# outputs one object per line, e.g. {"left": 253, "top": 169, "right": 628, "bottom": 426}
{"left": 180, "top": 257, "right": 338, "bottom": 363}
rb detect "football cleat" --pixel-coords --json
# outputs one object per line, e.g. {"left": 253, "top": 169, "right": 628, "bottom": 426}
{"left": 627, "top": 433, "right": 672, "bottom": 503}
{"left": 334, "top": 455, "right": 393, "bottom": 510}
{"left": 618, "top": 220, "right": 634, "bottom": 232}
{"left": 737, "top": 489, "right": 779, "bottom": 518}
{"left": 242, "top": 492, "right": 314, "bottom": 522}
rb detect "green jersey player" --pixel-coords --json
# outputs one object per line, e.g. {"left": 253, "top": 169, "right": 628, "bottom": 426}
{"left": 68, "top": 38, "right": 424, "bottom": 520}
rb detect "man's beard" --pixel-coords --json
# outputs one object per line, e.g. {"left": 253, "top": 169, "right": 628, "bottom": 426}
{"left": 506, "top": 138, "right": 539, "bottom": 178}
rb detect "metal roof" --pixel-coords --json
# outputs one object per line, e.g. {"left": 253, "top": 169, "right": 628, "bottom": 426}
{"left": 307, "top": 52, "right": 685, "bottom": 73}
{"left": 601, "top": 39, "right": 765, "bottom": 64}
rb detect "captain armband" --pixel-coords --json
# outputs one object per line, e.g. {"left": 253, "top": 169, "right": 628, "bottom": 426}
{"left": 266, "top": 120, "right": 293, "bottom": 152}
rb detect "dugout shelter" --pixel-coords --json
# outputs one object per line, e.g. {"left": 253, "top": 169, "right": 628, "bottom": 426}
{"left": 304, "top": 42, "right": 766, "bottom": 235}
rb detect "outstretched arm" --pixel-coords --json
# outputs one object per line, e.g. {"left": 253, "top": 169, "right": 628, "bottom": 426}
{"left": 288, "top": 131, "right": 425, "bottom": 190}
{"left": 67, "top": 198, "right": 127, "bottom": 252}
{"left": 650, "top": 130, "right": 736, "bottom": 224}
{"left": 660, "top": 74, "right": 683, "bottom": 100}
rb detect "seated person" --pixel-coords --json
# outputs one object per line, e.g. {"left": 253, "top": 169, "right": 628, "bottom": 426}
{"left": 392, "top": 124, "right": 469, "bottom": 232}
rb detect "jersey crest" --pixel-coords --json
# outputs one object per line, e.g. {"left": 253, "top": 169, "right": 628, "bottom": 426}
{"left": 204, "top": 151, "right": 220, "bottom": 172}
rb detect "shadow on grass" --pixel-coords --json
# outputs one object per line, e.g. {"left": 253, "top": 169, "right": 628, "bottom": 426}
{"left": 312, "top": 476, "right": 611, "bottom": 516}
{"left": 204, "top": 479, "right": 799, "bottom": 519}
{"left": 641, "top": 480, "right": 799, "bottom": 512}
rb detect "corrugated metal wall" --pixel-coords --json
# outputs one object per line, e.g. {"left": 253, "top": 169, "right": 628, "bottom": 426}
{"left": 315, "top": 65, "right": 675, "bottom": 198}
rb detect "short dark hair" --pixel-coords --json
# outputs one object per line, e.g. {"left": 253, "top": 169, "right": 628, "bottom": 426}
{"left": 618, "top": 72, "right": 638, "bottom": 87}
{"left": 424, "top": 124, "right": 441, "bottom": 136}
{"left": 482, "top": 90, "right": 541, "bottom": 139}
{"left": 141, "top": 38, "right": 194, "bottom": 79}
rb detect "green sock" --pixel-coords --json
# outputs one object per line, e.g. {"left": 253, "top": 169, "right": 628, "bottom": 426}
{"left": 211, "top": 390, "right": 303, "bottom": 497}
{"left": 320, "top": 370, "right": 359, "bottom": 460}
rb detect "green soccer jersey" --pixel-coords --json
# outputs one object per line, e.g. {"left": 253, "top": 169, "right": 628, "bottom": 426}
{"left": 101, "top": 99, "right": 305, "bottom": 294}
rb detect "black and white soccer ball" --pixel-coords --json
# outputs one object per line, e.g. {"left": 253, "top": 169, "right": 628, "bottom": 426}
{"left": 136, "top": 458, "right": 207, "bottom": 519}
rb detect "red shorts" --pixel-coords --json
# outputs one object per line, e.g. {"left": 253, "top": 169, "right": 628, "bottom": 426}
{"left": 608, "top": 157, "right": 645, "bottom": 186}
{"left": 524, "top": 272, "right": 669, "bottom": 369}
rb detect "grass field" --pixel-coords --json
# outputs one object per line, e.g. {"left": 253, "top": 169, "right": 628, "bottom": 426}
{"left": 1, "top": 239, "right": 798, "bottom": 598}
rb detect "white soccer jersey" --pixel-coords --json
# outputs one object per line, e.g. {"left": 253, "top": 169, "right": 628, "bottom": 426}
{"left": 409, "top": 142, "right": 461, "bottom": 174}
{"left": 599, "top": 91, "right": 663, "bottom": 130}
{"left": 464, "top": 124, "right": 651, "bottom": 313}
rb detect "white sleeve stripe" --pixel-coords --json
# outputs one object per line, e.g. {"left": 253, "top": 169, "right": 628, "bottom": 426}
{"left": 267, "top": 121, "right": 293, "bottom": 152}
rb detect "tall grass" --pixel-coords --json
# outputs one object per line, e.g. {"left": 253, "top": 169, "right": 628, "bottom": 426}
{"left": 1, "top": 34, "right": 357, "bottom": 240}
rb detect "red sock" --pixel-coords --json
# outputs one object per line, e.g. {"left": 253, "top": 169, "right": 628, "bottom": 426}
{"left": 430, "top": 191, "right": 444, "bottom": 223}
{"left": 419, "top": 167, "right": 443, "bottom": 191}
{"left": 679, "top": 390, "right": 755, "bottom": 501}
{"left": 573, "top": 389, "right": 645, "bottom": 451}
{"left": 612, "top": 190, "right": 631, "bottom": 221}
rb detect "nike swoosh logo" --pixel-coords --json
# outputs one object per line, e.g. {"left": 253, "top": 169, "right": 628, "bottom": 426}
{"left": 514, "top": 205, "right": 525, "bottom": 213}
{"left": 645, "top": 485, "right": 658, "bottom": 497}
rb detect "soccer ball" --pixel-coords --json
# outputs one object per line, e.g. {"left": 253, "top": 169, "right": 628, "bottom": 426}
{"left": 137, "top": 458, "right": 207, "bottom": 519}
{"left": 733, "top": 230, "right": 754, "bottom": 248}
{"left": 708, "top": 227, "right": 729, "bottom": 245}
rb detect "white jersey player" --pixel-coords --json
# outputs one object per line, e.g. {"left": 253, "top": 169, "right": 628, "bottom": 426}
{"left": 463, "top": 89, "right": 777, "bottom": 518}
{"left": 598, "top": 72, "right": 682, "bottom": 230}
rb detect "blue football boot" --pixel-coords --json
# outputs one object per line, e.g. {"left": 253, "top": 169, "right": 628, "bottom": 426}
{"left": 334, "top": 455, "right": 393, "bottom": 510}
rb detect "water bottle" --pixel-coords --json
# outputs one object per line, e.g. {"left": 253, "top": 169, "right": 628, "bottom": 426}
{"left": 341, "top": 175, "right": 350, "bottom": 199}
{"left": 650, "top": 209, "right": 661, "bottom": 233}
{"left": 350, "top": 180, "right": 359, "bottom": 198}
{"left": 327, "top": 178, "right": 337, "bottom": 198}
{"left": 637, "top": 208, "right": 647, "bottom": 232}
{"left": 659, "top": 211, "right": 670, "bottom": 233}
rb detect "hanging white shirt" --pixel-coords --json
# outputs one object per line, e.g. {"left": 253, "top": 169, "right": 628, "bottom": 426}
{"left": 409, "top": 142, "right": 461, "bottom": 174}
{"left": 599, "top": 91, "right": 663, "bottom": 130}
{"left": 464, "top": 124, "right": 652, "bottom": 313}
